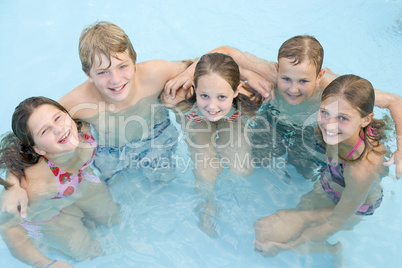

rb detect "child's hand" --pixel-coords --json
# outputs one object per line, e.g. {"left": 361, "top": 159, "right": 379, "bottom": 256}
{"left": 384, "top": 150, "right": 402, "bottom": 179}
{"left": 240, "top": 69, "right": 275, "bottom": 102}
{"left": 253, "top": 240, "right": 284, "bottom": 257}
{"left": 165, "top": 70, "right": 194, "bottom": 99}
{"left": 1, "top": 184, "right": 28, "bottom": 218}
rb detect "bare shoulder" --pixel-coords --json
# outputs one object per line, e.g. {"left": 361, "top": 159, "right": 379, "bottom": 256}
{"left": 23, "top": 160, "right": 56, "bottom": 199}
{"left": 58, "top": 80, "right": 101, "bottom": 119}
{"left": 136, "top": 60, "right": 186, "bottom": 96}
{"left": 138, "top": 59, "right": 184, "bottom": 80}
{"left": 346, "top": 151, "right": 386, "bottom": 184}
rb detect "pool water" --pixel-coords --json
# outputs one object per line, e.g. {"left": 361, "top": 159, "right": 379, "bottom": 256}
{"left": 0, "top": 0, "right": 401, "bottom": 267}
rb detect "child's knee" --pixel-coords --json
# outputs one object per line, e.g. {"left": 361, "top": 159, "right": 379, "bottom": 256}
{"left": 229, "top": 165, "right": 254, "bottom": 177}
{"left": 68, "top": 230, "right": 103, "bottom": 261}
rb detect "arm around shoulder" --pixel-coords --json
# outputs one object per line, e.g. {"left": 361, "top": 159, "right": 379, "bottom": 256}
{"left": 374, "top": 89, "right": 402, "bottom": 178}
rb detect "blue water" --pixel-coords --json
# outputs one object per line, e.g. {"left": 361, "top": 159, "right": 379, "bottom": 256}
{"left": 0, "top": 0, "right": 401, "bottom": 267}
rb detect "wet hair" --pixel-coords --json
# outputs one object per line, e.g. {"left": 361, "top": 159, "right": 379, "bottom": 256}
{"left": 278, "top": 35, "right": 324, "bottom": 75}
{"left": 177, "top": 53, "right": 263, "bottom": 116}
{"left": 0, "top": 97, "right": 80, "bottom": 188}
{"left": 79, "top": 21, "right": 137, "bottom": 74}
{"left": 316, "top": 74, "right": 389, "bottom": 162}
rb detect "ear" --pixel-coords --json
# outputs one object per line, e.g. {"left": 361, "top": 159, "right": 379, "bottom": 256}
{"left": 362, "top": 112, "right": 374, "bottom": 128}
{"left": 315, "top": 69, "right": 326, "bottom": 85}
{"left": 274, "top": 62, "right": 279, "bottom": 73}
{"left": 234, "top": 83, "right": 241, "bottom": 98}
{"left": 33, "top": 145, "right": 46, "bottom": 156}
{"left": 85, "top": 72, "right": 93, "bottom": 83}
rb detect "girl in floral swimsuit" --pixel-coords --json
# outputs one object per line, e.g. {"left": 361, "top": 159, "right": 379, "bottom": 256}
{"left": 253, "top": 75, "right": 389, "bottom": 258}
{"left": 162, "top": 53, "right": 263, "bottom": 237}
{"left": 0, "top": 97, "right": 120, "bottom": 267}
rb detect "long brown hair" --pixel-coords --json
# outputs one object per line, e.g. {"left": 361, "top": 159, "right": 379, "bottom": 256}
{"left": 316, "top": 74, "right": 389, "bottom": 162}
{"left": 0, "top": 97, "right": 80, "bottom": 188}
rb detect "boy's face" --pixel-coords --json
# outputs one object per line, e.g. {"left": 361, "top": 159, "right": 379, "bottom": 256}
{"left": 87, "top": 50, "right": 135, "bottom": 103}
{"left": 276, "top": 58, "right": 323, "bottom": 105}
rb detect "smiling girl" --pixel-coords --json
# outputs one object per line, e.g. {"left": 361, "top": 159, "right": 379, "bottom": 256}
{"left": 253, "top": 75, "right": 389, "bottom": 259}
{"left": 0, "top": 97, "right": 120, "bottom": 267}
{"left": 163, "top": 53, "right": 263, "bottom": 236}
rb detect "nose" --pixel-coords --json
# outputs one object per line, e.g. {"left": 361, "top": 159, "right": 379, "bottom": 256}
{"left": 325, "top": 117, "right": 338, "bottom": 131}
{"left": 109, "top": 70, "right": 121, "bottom": 85}
{"left": 53, "top": 124, "right": 63, "bottom": 135}
{"left": 288, "top": 83, "right": 298, "bottom": 93}
{"left": 207, "top": 99, "right": 218, "bottom": 110}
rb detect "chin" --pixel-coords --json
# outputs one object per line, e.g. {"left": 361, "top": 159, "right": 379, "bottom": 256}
{"left": 322, "top": 136, "right": 341, "bottom": 145}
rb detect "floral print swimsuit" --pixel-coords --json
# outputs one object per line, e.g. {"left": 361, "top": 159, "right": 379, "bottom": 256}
{"left": 44, "top": 133, "right": 100, "bottom": 199}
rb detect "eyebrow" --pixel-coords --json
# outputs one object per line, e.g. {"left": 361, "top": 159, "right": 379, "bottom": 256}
{"left": 35, "top": 112, "right": 60, "bottom": 136}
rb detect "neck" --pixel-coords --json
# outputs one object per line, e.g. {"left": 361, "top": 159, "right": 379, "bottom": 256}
{"left": 43, "top": 135, "right": 89, "bottom": 170}
{"left": 329, "top": 132, "right": 364, "bottom": 160}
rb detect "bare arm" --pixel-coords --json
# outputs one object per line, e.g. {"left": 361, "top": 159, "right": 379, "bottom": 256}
{"left": 165, "top": 46, "right": 276, "bottom": 99}
{"left": 374, "top": 89, "right": 402, "bottom": 178}
{"left": 0, "top": 214, "right": 68, "bottom": 267}
{"left": 286, "top": 161, "right": 379, "bottom": 249}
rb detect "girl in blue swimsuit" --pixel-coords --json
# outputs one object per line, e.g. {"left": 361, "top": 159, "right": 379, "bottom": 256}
{"left": 0, "top": 97, "right": 120, "bottom": 267}
{"left": 253, "top": 75, "right": 389, "bottom": 258}
{"left": 163, "top": 53, "right": 263, "bottom": 237}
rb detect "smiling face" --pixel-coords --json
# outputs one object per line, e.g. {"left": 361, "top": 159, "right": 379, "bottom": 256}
{"left": 28, "top": 104, "right": 79, "bottom": 157}
{"left": 318, "top": 96, "right": 372, "bottom": 146}
{"left": 276, "top": 58, "right": 324, "bottom": 105}
{"left": 87, "top": 50, "right": 135, "bottom": 103}
{"left": 195, "top": 74, "right": 239, "bottom": 122}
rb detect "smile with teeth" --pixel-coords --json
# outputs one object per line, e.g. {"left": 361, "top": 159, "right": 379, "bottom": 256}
{"left": 287, "top": 92, "right": 301, "bottom": 98}
{"left": 207, "top": 110, "right": 221, "bottom": 116}
{"left": 58, "top": 130, "right": 70, "bottom": 143}
{"left": 109, "top": 83, "right": 126, "bottom": 92}
{"left": 325, "top": 129, "right": 339, "bottom": 137}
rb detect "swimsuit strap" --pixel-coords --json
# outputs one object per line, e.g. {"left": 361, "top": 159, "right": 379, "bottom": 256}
{"left": 346, "top": 133, "right": 364, "bottom": 159}
{"left": 43, "top": 133, "right": 100, "bottom": 199}
{"left": 184, "top": 103, "right": 242, "bottom": 123}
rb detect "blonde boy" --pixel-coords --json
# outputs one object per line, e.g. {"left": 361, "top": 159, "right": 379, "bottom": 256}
{"left": 58, "top": 21, "right": 191, "bottom": 182}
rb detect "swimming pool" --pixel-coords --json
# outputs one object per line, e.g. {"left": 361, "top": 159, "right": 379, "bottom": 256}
{"left": 0, "top": 0, "right": 401, "bottom": 267}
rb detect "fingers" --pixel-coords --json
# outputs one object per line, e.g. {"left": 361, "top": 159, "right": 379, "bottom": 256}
{"left": 165, "top": 78, "right": 193, "bottom": 99}
{"left": 383, "top": 154, "right": 394, "bottom": 166}
{"left": 383, "top": 153, "right": 402, "bottom": 179}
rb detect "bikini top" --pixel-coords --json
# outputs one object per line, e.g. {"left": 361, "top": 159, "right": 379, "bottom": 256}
{"left": 184, "top": 103, "right": 242, "bottom": 123}
{"left": 318, "top": 134, "right": 364, "bottom": 188}
{"left": 44, "top": 133, "right": 101, "bottom": 199}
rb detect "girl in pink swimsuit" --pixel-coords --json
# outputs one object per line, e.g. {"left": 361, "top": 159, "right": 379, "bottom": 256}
{"left": 162, "top": 53, "right": 263, "bottom": 237}
{"left": 0, "top": 97, "right": 120, "bottom": 267}
{"left": 253, "top": 75, "right": 389, "bottom": 259}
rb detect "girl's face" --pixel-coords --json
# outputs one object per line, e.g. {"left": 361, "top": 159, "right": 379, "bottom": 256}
{"left": 318, "top": 96, "right": 372, "bottom": 146}
{"left": 87, "top": 50, "right": 135, "bottom": 104}
{"left": 28, "top": 104, "right": 79, "bottom": 157}
{"left": 276, "top": 58, "right": 324, "bottom": 105}
{"left": 195, "top": 73, "right": 239, "bottom": 122}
